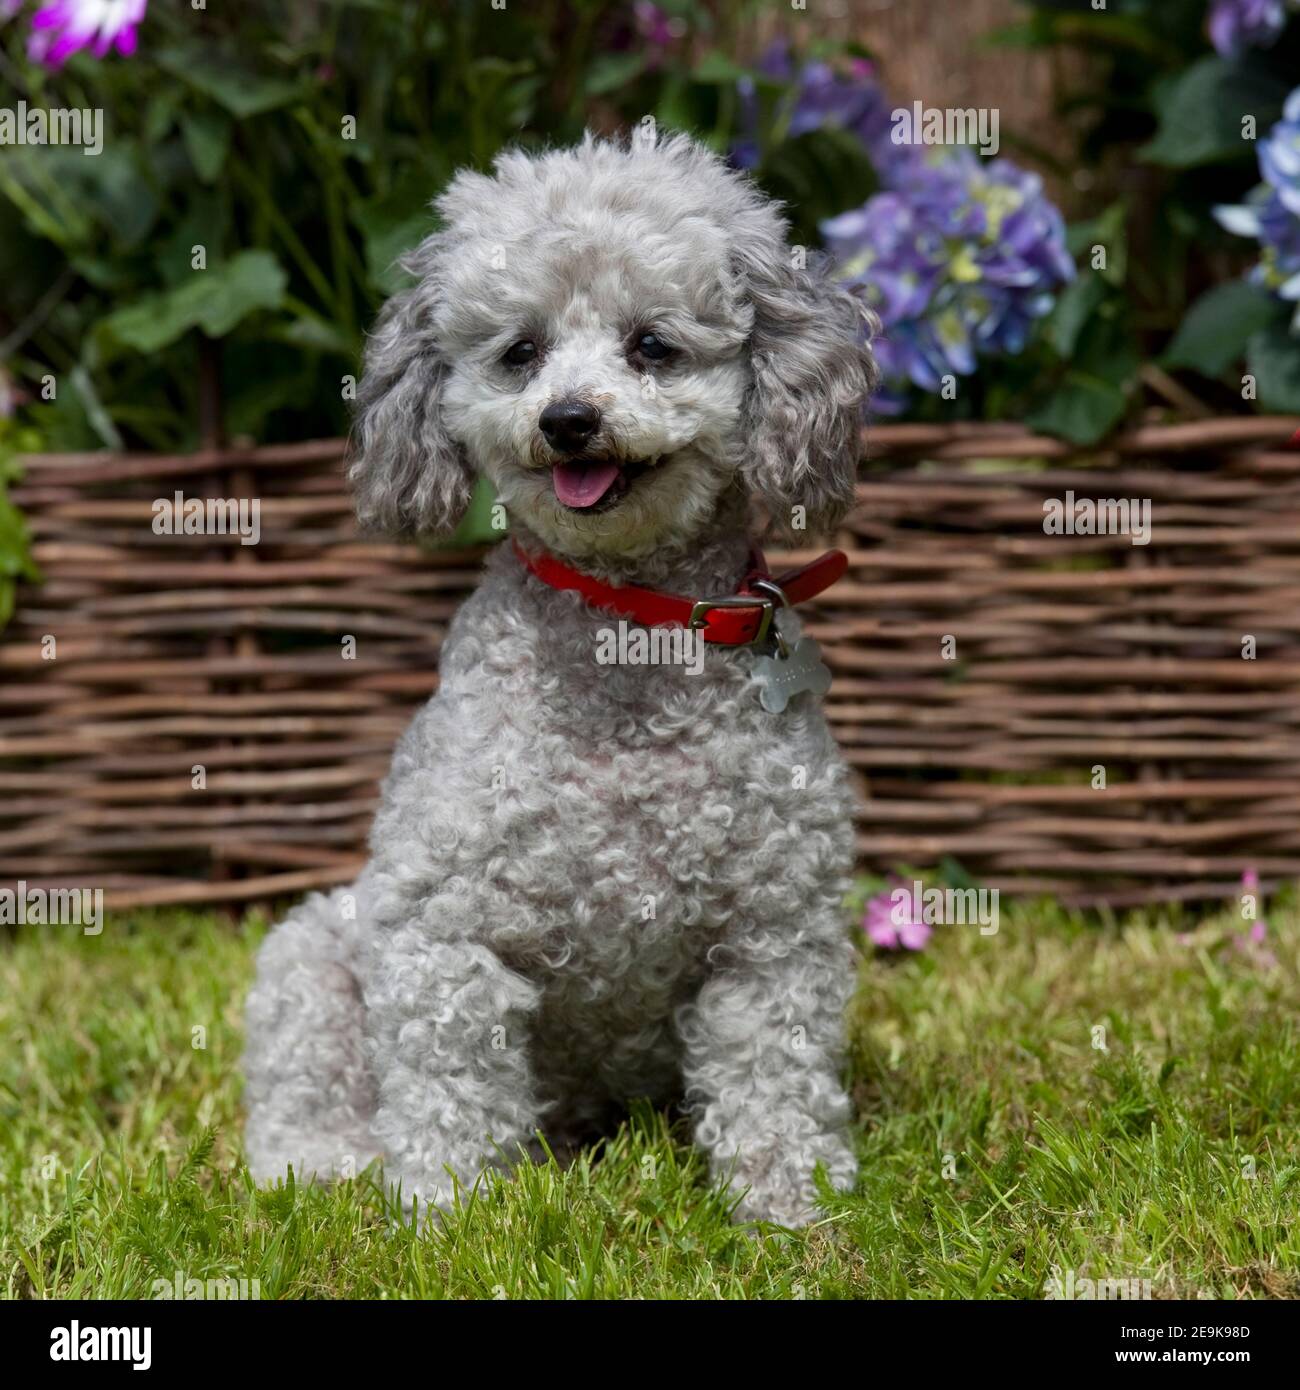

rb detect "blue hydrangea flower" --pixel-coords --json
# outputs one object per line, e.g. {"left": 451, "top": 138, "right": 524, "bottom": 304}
{"left": 823, "top": 151, "right": 1076, "bottom": 412}
{"left": 1207, "top": 0, "right": 1291, "bottom": 57}
{"left": 732, "top": 40, "right": 918, "bottom": 183}
{"left": 1215, "top": 86, "right": 1300, "bottom": 327}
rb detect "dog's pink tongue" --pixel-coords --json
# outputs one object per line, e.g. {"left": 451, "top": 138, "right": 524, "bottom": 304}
{"left": 552, "top": 460, "right": 620, "bottom": 508}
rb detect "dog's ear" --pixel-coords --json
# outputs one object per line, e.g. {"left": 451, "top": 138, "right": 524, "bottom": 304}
{"left": 349, "top": 237, "right": 474, "bottom": 537}
{"left": 737, "top": 242, "right": 877, "bottom": 539}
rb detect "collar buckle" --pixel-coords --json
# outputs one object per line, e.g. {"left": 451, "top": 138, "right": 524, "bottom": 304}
{"left": 688, "top": 577, "right": 788, "bottom": 648}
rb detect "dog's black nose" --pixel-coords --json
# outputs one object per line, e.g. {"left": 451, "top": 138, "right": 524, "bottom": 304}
{"left": 539, "top": 399, "right": 600, "bottom": 454}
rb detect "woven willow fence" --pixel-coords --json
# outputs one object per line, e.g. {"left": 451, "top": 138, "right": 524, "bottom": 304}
{"left": 2, "top": 416, "right": 1299, "bottom": 910}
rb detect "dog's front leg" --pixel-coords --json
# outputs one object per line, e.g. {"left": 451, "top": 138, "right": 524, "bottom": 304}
{"left": 679, "top": 920, "right": 858, "bottom": 1227}
{"left": 366, "top": 923, "right": 542, "bottom": 1217}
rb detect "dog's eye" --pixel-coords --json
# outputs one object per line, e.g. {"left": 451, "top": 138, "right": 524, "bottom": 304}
{"left": 503, "top": 340, "right": 538, "bottom": 367}
{"left": 634, "top": 332, "right": 673, "bottom": 361}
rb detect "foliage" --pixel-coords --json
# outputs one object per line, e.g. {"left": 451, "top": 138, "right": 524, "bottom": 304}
{"left": 0, "top": 1, "right": 888, "bottom": 454}
{"left": 1, "top": 0, "right": 1298, "bottom": 464}
{"left": 1006, "top": 0, "right": 1300, "bottom": 432}
{"left": 0, "top": 417, "right": 40, "bottom": 629}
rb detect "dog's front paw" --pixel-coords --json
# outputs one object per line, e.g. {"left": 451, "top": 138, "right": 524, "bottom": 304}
{"left": 723, "top": 1133, "right": 857, "bottom": 1228}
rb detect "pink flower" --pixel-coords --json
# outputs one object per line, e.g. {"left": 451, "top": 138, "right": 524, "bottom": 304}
{"left": 28, "top": 0, "right": 146, "bottom": 67}
{"left": 863, "top": 877, "right": 932, "bottom": 951}
{"left": 1231, "top": 868, "right": 1277, "bottom": 967}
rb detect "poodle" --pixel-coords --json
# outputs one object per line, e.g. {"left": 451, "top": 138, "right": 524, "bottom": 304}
{"left": 242, "top": 131, "right": 877, "bottom": 1227}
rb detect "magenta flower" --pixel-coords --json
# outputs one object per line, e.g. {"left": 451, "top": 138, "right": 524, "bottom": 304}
{"left": 863, "top": 877, "right": 932, "bottom": 951}
{"left": 28, "top": 0, "right": 146, "bottom": 67}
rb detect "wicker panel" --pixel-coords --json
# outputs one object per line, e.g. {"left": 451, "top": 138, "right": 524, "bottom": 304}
{"left": 3, "top": 418, "right": 1298, "bottom": 909}
{"left": 833, "top": 418, "right": 1300, "bottom": 907}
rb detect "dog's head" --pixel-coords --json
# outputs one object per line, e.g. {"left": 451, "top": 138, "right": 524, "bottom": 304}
{"left": 351, "top": 132, "right": 876, "bottom": 561}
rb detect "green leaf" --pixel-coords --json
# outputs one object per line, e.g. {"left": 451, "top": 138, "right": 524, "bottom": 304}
{"left": 157, "top": 47, "right": 303, "bottom": 118}
{"left": 142, "top": 88, "right": 182, "bottom": 144}
{"left": 274, "top": 316, "right": 356, "bottom": 357}
{"left": 179, "top": 109, "right": 232, "bottom": 184}
{"left": 1045, "top": 273, "right": 1107, "bottom": 359}
{"left": 1025, "top": 372, "right": 1128, "bottom": 446}
{"left": 1028, "top": 311, "right": 1138, "bottom": 445}
{"left": 692, "top": 53, "right": 749, "bottom": 84}
{"left": 100, "top": 250, "right": 287, "bottom": 353}
{"left": 584, "top": 53, "right": 645, "bottom": 95}
{"left": 1163, "top": 281, "right": 1282, "bottom": 377}
{"left": 352, "top": 175, "right": 440, "bottom": 295}
{"left": 1247, "top": 323, "right": 1300, "bottom": 412}
{"left": 8, "top": 145, "right": 160, "bottom": 250}
{"left": 68, "top": 365, "right": 123, "bottom": 450}
{"left": 0, "top": 490, "right": 38, "bottom": 582}
{"left": 1066, "top": 202, "right": 1126, "bottom": 287}
{"left": 1141, "top": 57, "right": 1287, "bottom": 169}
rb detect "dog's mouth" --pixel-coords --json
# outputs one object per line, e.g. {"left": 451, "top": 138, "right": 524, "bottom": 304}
{"left": 551, "top": 456, "right": 656, "bottom": 513}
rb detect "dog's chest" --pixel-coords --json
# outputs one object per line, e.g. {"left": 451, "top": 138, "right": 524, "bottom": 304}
{"left": 411, "top": 574, "right": 854, "bottom": 968}
{"left": 470, "top": 667, "right": 846, "bottom": 950}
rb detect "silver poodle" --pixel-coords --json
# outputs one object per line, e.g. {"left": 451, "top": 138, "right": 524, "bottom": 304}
{"left": 242, "top": 132, "right": 877, "bottom": 1227}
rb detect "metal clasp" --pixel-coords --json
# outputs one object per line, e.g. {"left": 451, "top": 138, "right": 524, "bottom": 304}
{"left": 750, "top": 578, "right": 791, "bottom": 658}
{"left": 688, "top": 592, "right": 776, "bottom": 647}
{"left": 688, "top": 578, "right": 790, "bottom": 653}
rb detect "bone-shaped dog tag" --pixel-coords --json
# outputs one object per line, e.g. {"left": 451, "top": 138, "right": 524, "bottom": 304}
{"left": 752, "top": 626, "right": 832, "bottom": 713}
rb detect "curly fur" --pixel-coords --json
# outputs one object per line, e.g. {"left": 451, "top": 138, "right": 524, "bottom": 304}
{"left": 243, "top": 131, "right": 877, "bottom": 1226}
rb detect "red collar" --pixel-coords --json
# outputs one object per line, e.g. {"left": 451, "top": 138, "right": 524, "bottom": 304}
{"left": 512, "top": 538, "right": 847, "bottom": 647}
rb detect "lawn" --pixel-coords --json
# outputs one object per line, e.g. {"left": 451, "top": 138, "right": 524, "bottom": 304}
{"left": 2, "top": 894, "right": 1298, "bottom": 1300}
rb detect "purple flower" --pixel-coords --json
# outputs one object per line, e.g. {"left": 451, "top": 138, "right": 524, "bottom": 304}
{"left": 824, "top": 149, "right": 1075, "bottom": 410}
{"left": 733, "top": 40, "right": 917, "bottom": 183}
{"left": 863, "top": 877, "right": 932, "bottom": 951}
{"left": 1207, "top": 0, "right": 1290, "bottom": 57}
{"left": 1215, "top": 86, "right": 1300, "bottom": 328}
{"left": 28, "top": 0, "right": 146, "bottom": 67}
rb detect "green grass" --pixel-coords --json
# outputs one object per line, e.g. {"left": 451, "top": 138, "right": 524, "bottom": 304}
{"left": 2, "top": 895, "right": 1298, "bottom": 1299}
